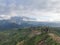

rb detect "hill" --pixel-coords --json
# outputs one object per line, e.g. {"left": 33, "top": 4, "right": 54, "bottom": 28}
{"left": 0, "top": 27, "right": 60, "bottom": 45}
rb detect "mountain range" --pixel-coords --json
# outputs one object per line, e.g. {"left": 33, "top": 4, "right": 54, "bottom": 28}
{"left": 0, "top": 16, "right": 60, "bottom": 30}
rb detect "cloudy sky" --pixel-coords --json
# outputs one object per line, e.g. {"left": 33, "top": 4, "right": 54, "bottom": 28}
{"left": 0, "top": 0, "right": 60, "bottom": 22}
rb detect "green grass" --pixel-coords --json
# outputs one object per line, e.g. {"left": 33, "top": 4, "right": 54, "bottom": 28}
{"left": 0, "top": 27, "right": 60, "bottom": 45}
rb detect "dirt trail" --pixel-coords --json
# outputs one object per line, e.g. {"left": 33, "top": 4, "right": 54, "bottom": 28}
{"left": 37, "top": 40, "right": 45, "bottom": 45}
{"left": 16, "top": 40, "right": 25, "bottom": 45}
{"left": 49, "top": 33, "right": 60, "bottom": 43}
{"left": 37, "top": 35, "right": 48, "bottom": 45}
{"left": 37, "top": 33, "right": 60, "bottom": 45}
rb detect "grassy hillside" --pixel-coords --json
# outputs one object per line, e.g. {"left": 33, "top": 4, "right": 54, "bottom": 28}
{"left": 0, "top": 27, "right": 60, "bottom": 45}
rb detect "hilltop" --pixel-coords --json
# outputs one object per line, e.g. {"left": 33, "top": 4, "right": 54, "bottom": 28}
{"left": 0, "top": 27, "right": 60, "bottom": 45}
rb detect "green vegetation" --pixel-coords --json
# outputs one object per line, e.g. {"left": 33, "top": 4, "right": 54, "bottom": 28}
{"left": 0, "top": 27, "right": 60, "bottom": 45}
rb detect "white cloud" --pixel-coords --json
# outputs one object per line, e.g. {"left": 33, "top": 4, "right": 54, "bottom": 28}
{"left": 0, "top": 0, "right": 60, "bottom": 22}
{"left": 0, "top": 15, "right": 11, "bottom": 20}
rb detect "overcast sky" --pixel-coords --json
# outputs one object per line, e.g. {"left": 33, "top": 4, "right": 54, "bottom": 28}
{"left": 0, "top": 0, "right": 60, "bottom": 22}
